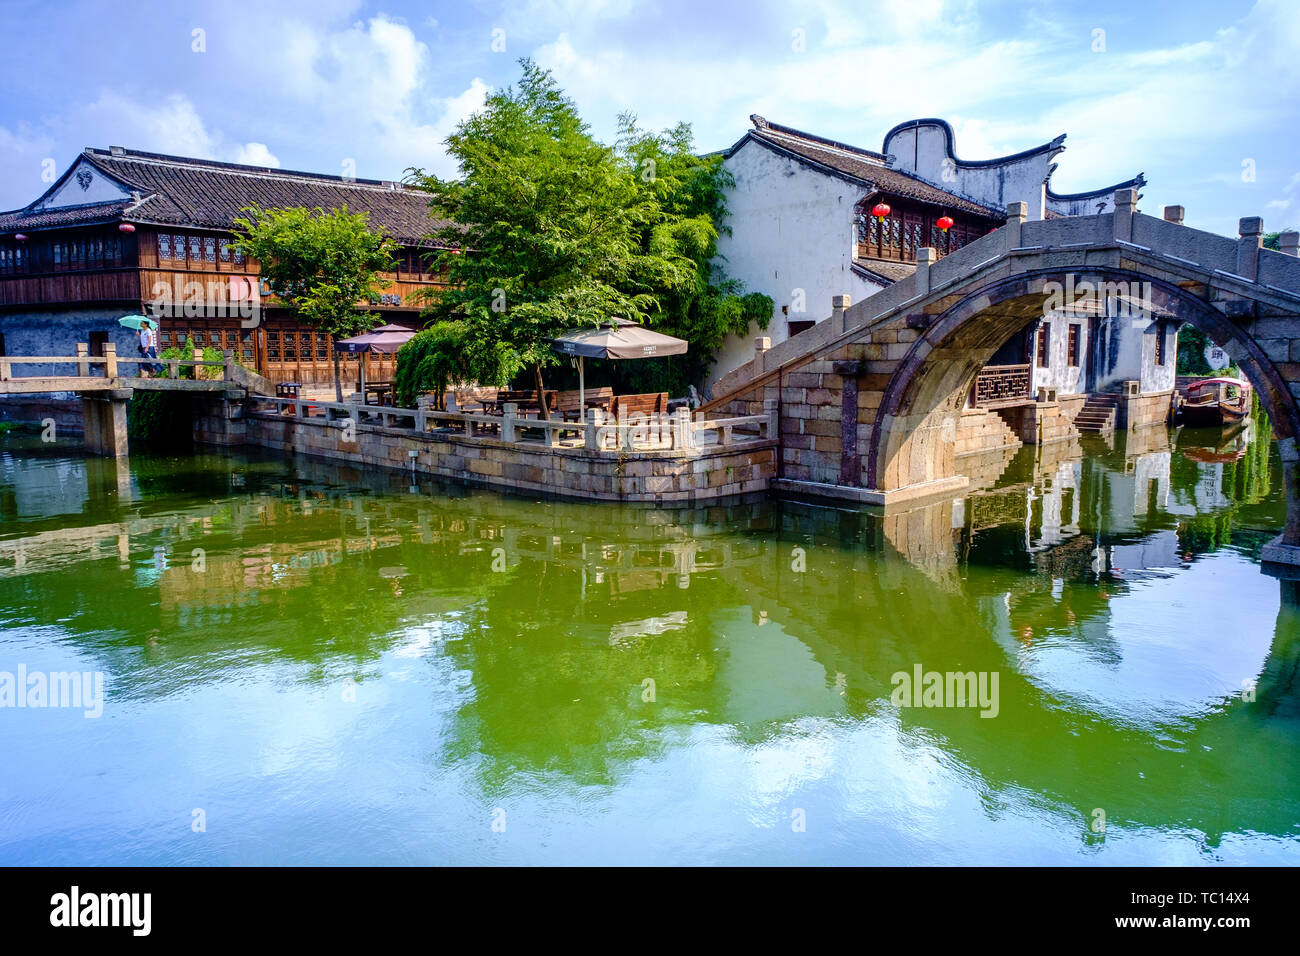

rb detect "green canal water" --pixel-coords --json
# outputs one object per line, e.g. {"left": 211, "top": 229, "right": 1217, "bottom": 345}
{"left": 0, "top": 422, "right": 1297, "bottom": 865}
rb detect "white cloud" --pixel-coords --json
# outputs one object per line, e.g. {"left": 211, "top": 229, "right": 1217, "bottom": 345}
{"left": 235, "top": 142, "right": 280, "bottom": 167}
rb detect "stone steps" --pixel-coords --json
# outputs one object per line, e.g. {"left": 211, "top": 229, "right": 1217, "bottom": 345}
{"left": 1075, "top": 393, "right": 1118, "bottom": 434}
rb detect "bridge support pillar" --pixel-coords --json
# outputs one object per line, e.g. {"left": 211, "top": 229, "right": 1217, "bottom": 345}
{"left": 1263, "top": 438, "right": 1300, "bottom": 566}
{"left": 80, "top": 390, "right": 131, "bottom": 458}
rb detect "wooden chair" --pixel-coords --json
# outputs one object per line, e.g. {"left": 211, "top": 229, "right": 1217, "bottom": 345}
{"left": 555, "top": 386, "right": 613, "bottom": 421}
{"left": 609, "top": 392, "right": 668, "bottom": 420}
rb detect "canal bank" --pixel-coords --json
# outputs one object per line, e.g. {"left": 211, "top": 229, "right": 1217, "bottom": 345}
{"left": 226, "top": 395, "right": 779, "bottom": 504}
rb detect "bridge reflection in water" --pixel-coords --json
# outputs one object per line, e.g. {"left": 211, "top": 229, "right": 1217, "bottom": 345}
{"left": 0, "top": 421, "right": 1296, "bottom": 864}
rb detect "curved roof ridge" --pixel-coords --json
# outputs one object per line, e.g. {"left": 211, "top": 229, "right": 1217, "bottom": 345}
{"left": 881, "top": 117, "right": 1067, "bottom": 169}
{"left": 750, "top": 115, "right": 889, "bottom": 163}
{"left": 1047, "top": 172, "right": 1147, "bottom": 202}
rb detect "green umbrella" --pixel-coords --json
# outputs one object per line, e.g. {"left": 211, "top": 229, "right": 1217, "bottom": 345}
{"left": 117, "top": 315, "right": 156, "bottom": 330}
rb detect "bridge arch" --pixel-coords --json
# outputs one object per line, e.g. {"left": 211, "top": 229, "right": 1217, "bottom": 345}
{"left": 866, "top": 266, "right": 1300, "bottom": 543}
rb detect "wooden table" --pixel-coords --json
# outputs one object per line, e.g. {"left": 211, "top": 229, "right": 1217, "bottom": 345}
{"left": 364, "top": 383, "right": 393, "bottom": 406}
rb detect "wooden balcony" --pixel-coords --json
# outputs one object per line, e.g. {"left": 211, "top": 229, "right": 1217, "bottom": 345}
{"left": 0, "top": 269, "right": 142, "bottom": 308}
{"left": 972, "top": 364, "right": 1032, "bottom": 407}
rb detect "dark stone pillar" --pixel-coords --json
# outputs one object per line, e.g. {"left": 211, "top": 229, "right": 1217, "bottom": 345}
{"left": 80, "top": 389, "right": 130, "bottom": 458}
{"left": 834, "top": 360, "right": 863, "bottom": 485}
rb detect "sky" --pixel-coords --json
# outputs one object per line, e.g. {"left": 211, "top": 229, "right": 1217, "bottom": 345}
{"left": 0, "top": 0, "right": 1296, "bottom": 236}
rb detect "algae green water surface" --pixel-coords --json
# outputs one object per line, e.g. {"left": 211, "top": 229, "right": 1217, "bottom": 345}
{"left": 0, "top": 424, "right": 1297, "bottom": 864}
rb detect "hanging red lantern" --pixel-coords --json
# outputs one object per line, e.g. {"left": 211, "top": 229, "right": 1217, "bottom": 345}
{"left": 871, "top": 203, "right": 891, "bottom": 221}
{"left": 13, "top": 234, "right": 27, "bottom": 242}
{"left": 118, "top": 223, "right": 135, "bottom": 233}
{"left": 936, "top": 216, "right": 954, "bottom": 231}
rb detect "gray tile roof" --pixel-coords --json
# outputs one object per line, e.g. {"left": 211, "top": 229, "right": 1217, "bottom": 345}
{"left": 0, "top": 148, "right": 453, "bottom": 246}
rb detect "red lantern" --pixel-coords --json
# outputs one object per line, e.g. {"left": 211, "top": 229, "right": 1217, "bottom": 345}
{"left": 936, "top": 216, "right": 954, "bottom": 231}
{"left": 118, "top": 223, "right": 135, "bottom": 233}
{"left": 13, "top": 234, "right": 27, "bottom": 242}
{"left": 871, "top": 203, "right": 891, "bottom": 221}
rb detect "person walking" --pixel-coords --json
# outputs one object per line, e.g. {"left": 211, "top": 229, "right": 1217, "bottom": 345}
{"left": 139, "top": 321, "right": 160, "bottom": 376}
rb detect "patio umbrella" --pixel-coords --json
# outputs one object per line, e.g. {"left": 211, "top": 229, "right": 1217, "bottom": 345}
{"left": 551, "top": 318, "right": 688, "bottom": 410}
{"left": 333, "top": 323, "right": 416, "bottom": 354}
{"left": 334, "top": 324, "right": 416, "bottom": 397}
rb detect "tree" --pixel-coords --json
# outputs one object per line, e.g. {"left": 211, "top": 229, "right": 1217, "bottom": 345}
{"left": 233, "top": 205, "right": 396, "bottom": 401}
{"left": 393, "top": 321, "right": 471, "bottom": 409}
{"left": 406, "top": 60, "right": 767, "bottom": 417}
{"left": 612, "top": 114, "right": 772, "bottom": 395}
{"left": 1264, "top": 230, "right": 1294, "bottom": 251}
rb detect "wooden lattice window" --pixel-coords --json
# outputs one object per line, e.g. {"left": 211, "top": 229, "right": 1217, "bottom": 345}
{"left": 1036, "top": 325, "right": 1051, "bottom": 367}
{"left": 1068, "top": 325, "right": 1080, "bottom": 367}
{"left": 204, "top": 237, "right": 217, "bottom": 263}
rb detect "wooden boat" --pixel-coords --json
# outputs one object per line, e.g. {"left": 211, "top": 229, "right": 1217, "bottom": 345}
{"left": 1179, "top": 377, "right": 1252, "bottom": 427}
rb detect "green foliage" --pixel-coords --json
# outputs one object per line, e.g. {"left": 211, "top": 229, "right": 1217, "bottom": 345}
{"left": 609, "top": 114, "right": 772, "bottom": 394}
{"left": 1176, "top": 322, "right": 1213, "bottom": 375}
{"left": 393, "top": 322, "right": 473, "bottom": 409}
{"left": 233, "top": 205, "right": 396, "bottom": 399}
{"left": 232, "top": 205, "right": 396, "bottom": 337}
{"left": 127, "top": 337, "right": 226, "bottom": 443}
{"left": 406, "top": 60, "right": 772, "bottom": 399}
{"left": 128, "top": 343, "right": 191, "bottom": 445}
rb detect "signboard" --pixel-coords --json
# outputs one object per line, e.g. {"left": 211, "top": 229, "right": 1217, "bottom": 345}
{"left": 1204, "top": 344, "right": 1231, "bottom": 371}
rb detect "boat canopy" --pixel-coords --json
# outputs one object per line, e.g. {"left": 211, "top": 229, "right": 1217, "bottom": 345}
{"left": 1187, "top": 377, "right": 1251, "bottom": 391}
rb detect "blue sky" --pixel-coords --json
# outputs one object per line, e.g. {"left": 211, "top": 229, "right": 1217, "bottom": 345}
{"left": 0, "top": 0, "right": 1296, "bottom": 236}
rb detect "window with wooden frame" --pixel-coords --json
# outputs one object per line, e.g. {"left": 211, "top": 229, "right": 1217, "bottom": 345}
{"left": 1067, "top": 325, "right": 1080, "bottom": 367}
{"left": 1036, "top": 324, "right": 1051, "bottom": 367}
{"left": 1154, "top": 321, "right": 1167, "bottom": 365}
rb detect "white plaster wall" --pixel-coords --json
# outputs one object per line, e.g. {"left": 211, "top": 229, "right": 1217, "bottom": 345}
{"left": 884, "top": 124, "right": 1052, "bottom": 220}
{"left": 709, "top": 140, "right": 883, "bottom": 389}
{"left": 1092, "top": 305, "right": 1177, "bottom": 393}
{"left": 1047, "top": 193, "right": 1116, "bottom": 216}
{"left": 1030, "top": 311, "right": 1088, "bottom": 395}
{"left": 34, "top": 157, "right": 132, "bottom": 209}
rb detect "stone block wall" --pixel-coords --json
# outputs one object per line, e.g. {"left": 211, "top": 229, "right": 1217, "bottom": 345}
{"left": 953, "top": 407, "right": 1022, "bottom": 457}
{"left": 1118, "top": 390, "right": 1174, "bottom": 430}
{"left": 237, "top": 411, "right": 777, "bottom": 504}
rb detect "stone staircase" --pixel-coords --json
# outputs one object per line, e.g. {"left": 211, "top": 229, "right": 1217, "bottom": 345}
{"left": 1074, "top": 393, "right": 1118, "bottom": 435}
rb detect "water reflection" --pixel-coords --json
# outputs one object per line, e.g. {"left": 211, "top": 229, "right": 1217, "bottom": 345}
{"left": 0, "top": 421, "right": 1297, "bottom": 864}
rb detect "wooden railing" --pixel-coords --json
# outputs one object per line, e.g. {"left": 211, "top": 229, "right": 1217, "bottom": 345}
{"left": 245, "top": 396, "right": 778, "bottom": 453}
{"left": 972, "top": 364, "right": 1032, "bottom": 406}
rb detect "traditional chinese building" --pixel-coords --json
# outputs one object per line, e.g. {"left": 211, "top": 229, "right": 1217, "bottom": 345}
{"left": 710, "top": 116, "right": 1164, "bottom": 417}
{"left": 0, "top": 147, "right": 450, "bottom": 385}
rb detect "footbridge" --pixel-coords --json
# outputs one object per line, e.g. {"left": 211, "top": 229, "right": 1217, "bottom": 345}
{"left": 703, "top": 189, "right": 1300, "bottom": 564}
{"left": 0, "top": 343, "right": 269, "bottom": 456}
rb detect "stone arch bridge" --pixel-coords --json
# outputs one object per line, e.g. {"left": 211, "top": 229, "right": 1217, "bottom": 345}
{"left": 703, "top": 190, "right": 1300, "bottom": 565}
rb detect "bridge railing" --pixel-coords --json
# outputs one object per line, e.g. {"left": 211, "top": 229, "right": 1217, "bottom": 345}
{"left": 245, "top": 395, "right": 777, "bottom": 453}
{"left": 0, "top": 346, "right": 230, "bottom": 383}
